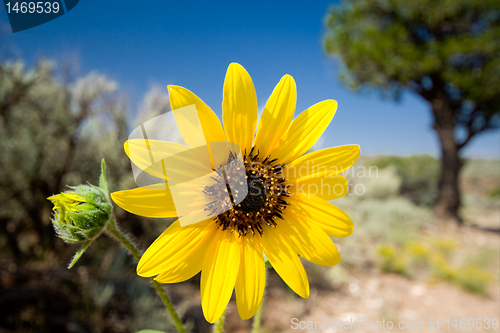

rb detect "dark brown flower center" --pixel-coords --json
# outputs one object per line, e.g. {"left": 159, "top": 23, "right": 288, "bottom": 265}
{"left": 203, "top": 147, "right": 290, "bottom": 236}
{"left": 239, "top": 173, "right": 267, "bottom": 213}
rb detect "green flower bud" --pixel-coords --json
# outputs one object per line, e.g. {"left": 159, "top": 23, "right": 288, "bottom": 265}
{"left": 48, "top": 185, "right": 112, "bottom": 243}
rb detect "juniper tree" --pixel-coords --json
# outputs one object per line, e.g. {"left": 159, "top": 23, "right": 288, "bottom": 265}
{"left": 325, "top": 0, "right": 500, "bottom": 223}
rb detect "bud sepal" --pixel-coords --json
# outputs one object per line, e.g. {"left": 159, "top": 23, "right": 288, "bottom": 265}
{"left": 48, "top": 159, "right": 112, "bottom": 268}
{"left": 48, "top": 185, "right": 112, "bottom": 243}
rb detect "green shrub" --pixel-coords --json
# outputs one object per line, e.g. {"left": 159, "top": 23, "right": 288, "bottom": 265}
{"left": 488, "top": 185, "right": 500, "bottom": 199}
{"left": 374, "top": 236, "right": 493, "bottom": 296}
{"left": 467, "top": 246, "right": 498, "bottom": 267}
{"left": 456, "top": 266, "right": 492, "bottom": 295}
{"left": 430, "top": 256, "right": 458, "bottom": 282}
{"left": 362, "top": 166, "right": 401, "bottom": 200}
{"left": 431, "top": 238, "right": 459, "bottom": 259}
{"left": 354, "top": 197, "right": 430, "bottom": 244}
{"left": 376, "top": 244, "right": 408, "bottom": 276}
{"left": 335, "top": 196, "right": 431, "bottom": 267}
{"left": 371, "top": 155, "right": 439, "bottom": 207}
{"left": 405, "top": 241, "right": 431, "bottom": 267}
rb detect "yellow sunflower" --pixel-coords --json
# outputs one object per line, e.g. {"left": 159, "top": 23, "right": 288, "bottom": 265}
{"left": 111, "top": 63, "right": 360, "bottom": 323}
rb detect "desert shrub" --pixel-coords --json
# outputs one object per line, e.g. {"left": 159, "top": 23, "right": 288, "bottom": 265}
{"left": 354, "top": 197, "right": 430, "bottom": 243}
{"left": 0, "top": 61, "right": 132, "bottom": 256}
{"left": 371, "top": 155, "right": 439, "bottom": 206}
{"left": 488, "top": 185, "right": 500, "bottom": 199}
{"left": 0, "top": 60, "right": 175, "bottom": 332}
{"left": 336, "top": 163, "right": 432, "bottom": 266}
{"left": 375, "top": 237, "right": 493, "bottom": 296}
{"left": 430, "top": 255, "right": 458, "bottom": 282}
{"left": 361, "top": 166, "right": 401, "bottom": 200}
{"left": 335, "top": 195, "right": 431, "bottom": 266}
{"left": 404, "top": 241, "right": 432, "bottom": 267}
{"left": 466, "top": 246, "right": 499, "bottom": 268}
{"left": 462, "top": 159, "right": 500, "bottom": 195}
{"left": 327, "top": 265, "right": 349, "bottom": 287}
{"left": 431, "top": 238, "right": 459, "bottom": 259}
{"left": 456, "top": 266, "right": 493, "bottom": 295}
{"left": 376, "top": 244, "right": 408, "bottom": 276}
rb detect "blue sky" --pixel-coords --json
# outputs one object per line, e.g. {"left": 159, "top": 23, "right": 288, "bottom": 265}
{"left": 1, "top": 0, "right": 498, "bottom": 159}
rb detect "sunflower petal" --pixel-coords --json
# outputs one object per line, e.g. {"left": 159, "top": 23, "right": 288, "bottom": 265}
{"left": 222, "top": 63, "right": 257, "bottom": 154}
{"left": 287, "top": 193, "right": 354, "bottom": 238}
{"left": 137, "top": 219, "right": 214, "bottom": 277}
{"left": 261, "top": 225, "right": 309, "bottom": 298}
{"left": 235, "top": 235, "right": 266, "bottom": 320}
{"left": 168, "top": 85, "right": 226, "bottom": 145}
{"left": 288, "top": 175, "right": 348, "bottom": 201}
{"left": 281, "top": 212, "right": 341, "bottom": 266}
{"left": 271, "top": 100, "right": 337, "bottom": 164}
{"left": 125, "top": 139, "right": 189, "bottom": 181}
{"left": 154, "top": 246, "right": 205, "bottom": 283}
{"left": 285, "top": 145, "right": 360, "bottom": 181}
{"left": 201, "top": 230, "right": 241, "bottom": 323}
{"left": 254, "top": 75, "right": 296, "bottom": 158}
{"left": 111, "top": 183, "right": 176, "bottom": 218}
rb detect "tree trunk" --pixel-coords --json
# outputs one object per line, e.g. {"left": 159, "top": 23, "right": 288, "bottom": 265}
{"left": 432, "top": 98, "right": 463, "bottom": 224}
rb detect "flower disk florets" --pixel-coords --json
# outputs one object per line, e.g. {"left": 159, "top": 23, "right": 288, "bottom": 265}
{"left": 204, "top": 147, "right": 290, "bottom": 237}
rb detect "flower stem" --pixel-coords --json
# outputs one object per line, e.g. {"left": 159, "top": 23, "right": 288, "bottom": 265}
{"left": 106, "top": 216, "right": 141, "bottom": 260}
{"left": 151, "top": 279, "right": 186, "bottom": 333}
{"left": 213, "top": 310, "right": 225, "bottom": 333}
{"left": 105, "top": 216, "right": 186, "bottom": 333}
{"left": 252, "top": 269, "right": 267, "bottom": 333}
{"left": 251, "top": 299, "right": 264, "bottom": 333}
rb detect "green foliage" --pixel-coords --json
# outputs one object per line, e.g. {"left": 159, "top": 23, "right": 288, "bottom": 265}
{"left": 335, "top": 165, "right": 432, "bottom": 267}
{"left": 0, "top": 60, "right": 174, "bottom": 331}
{"left": 362, "top": 166, "right": 401, "bottom": 199}
{"left": 467, "top": 246, "right": 498, "bottom": 268}
{"left": 48, "top": 160, "right": 113, "bottom": 268}
{"left": 0, "top": 60, "right": 132, "bottom": 252}
{"left": 456, "top": 266, "right": 493, "bottom": 295}
{"left": 430, "top": 256, "right": 458, "bottom": 282}
{"left": 324, "top": 0, "right": 500, "bottom": 170}
{"left": 404, "top": 240, "right": 432, "bottom": 267}
{"left": 431, "top": 258, "right": 493, "bottom": 295}
{"left": 68, "top": 240, "right": 93, "bottom": 269}
{"left": 431, "top": 237, "right": 459, "bottom": 258}
{"left": 371, "top": 155, "right": 439, "bottom": 206}
{"left": 488, "top": 185, "right": 500, "bottom": 199}
{"left": 48, "top": 185, "right": 111, "bottom": 243}
{"left": 377, "top": 237, "right": 493, "bottom": 295}
{"left": 99, "top": 158, "right": 110, "bottom": 199}
{"left": 263, "top": 253, "right": 273, "bottom": 268}
{"left": 376, "top": 244, "right": 408, "bottom": 275}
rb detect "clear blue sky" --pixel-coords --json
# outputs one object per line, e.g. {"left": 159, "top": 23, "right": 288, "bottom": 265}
{"left": 1, "top": 0, "right": 498, "bottom": 159}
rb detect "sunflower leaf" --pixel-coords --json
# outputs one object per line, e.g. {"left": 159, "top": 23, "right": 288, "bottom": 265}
{"left": 68, "top": 240, "right": 93, "bottom": 269}
{"left": 99, "top": 159, "right": 110, "bottom": 200}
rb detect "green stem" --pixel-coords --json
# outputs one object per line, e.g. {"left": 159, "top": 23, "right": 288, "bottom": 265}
{"left": 151, "top": 279, "right": 186, "bottom": 333}
{"left": 213, "top": 310, "right": 225, "bottom": 333}
{"left": 251, "top": 299, "right": 264, "bottom": 333}
{"left": 106, "top": 216, "right": 141, "bottom": 260}
{"left": 106, "top": 216, "right": 186, "bottom": 333}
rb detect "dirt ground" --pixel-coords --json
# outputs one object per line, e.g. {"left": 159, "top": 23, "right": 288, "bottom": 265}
{"left": 215, "top": 225, "right": 500, "bottom": 333}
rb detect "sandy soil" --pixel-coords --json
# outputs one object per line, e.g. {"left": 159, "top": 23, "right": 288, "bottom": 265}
{"left": 214, "top": 225, "right": 500, "bottom": 333}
